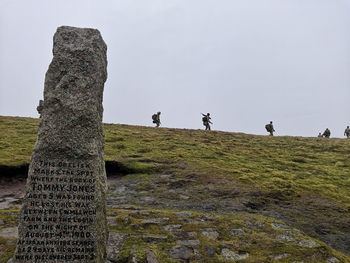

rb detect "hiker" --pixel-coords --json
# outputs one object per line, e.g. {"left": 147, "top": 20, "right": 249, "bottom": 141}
{"left": 317, "top": 132, "right": 323, "bottom": 138}
{"left": 344, "top": 126, "right": 350, "bottom": 138}
{"left": 322, "top": 128, "right": 331, "bottom": 138}
{"left": 265, "top": 121, "right": 275, "bottom": 136}
{"left": 152, "top": 112, "right": 161, "bottom": 127}
{"left": 36, "top": 100, "right": 44, "bottom": 117}
{"left": 201, "top": 113, "right": 212, "bottom": 130}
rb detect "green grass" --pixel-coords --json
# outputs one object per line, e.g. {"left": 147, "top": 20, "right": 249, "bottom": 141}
{"left": 1, "top": 116, "right": 349, "bottom": 207}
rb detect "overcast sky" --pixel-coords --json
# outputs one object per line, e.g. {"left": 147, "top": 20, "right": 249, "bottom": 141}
{"left": 0, "top": 0, "right": 349, "bottom": 137}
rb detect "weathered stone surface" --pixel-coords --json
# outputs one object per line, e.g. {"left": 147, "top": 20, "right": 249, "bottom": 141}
{"left": 0, "top": 197, "right": 20, "bottom": 209}
{"left": 221, "top": 249, "right": 249, "bottom": 261}
{"left": 163, "top": 224, "right": 182, "bottom": 232}
{"left": 176, "top": 239, "right": 200, "bottom": 247}
{"left": 169, "top": 245, "right": 194, "bottom": 260}
{"left": 326, "top": 257, "right": 340, "bottom": 263}
{"left": 13, "top": 26, "right": 108, "bottom": 262}
{"left": 298, "top": 239, "right": 320, "bottom": 248}
{"left": 146, "top": 250, "right": 159, "bottom": 263}
{"left": 107, "top": 233, "right": 127, "bottom": 261}
{"left": 107, "top": 216, "right": 117, "bottom": 226}
{"left": 142, "top": 234, "right": 168, "bottom": 243}
{"left": 230, "top": 228, "right": 244, "bottom": 237}
{"left": 0, "top": 227, "right": 18, "bottom": 238}
{"left": 271, "top": 253, "right": 290, "bottom": 260}
{"left": 201, "top": 228, "right": 219, "bottom": 240}
{"left": 205, "top": 246, "right": 216, "bottom": 257}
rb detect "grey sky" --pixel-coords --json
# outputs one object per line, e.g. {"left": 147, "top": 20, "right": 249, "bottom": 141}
{"left": 1, "top": 0, "right": 349, "bottom": 137}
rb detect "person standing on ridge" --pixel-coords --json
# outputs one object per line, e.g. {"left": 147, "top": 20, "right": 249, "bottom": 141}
{"left": 322, "top": 128, "right": 331, "bottom": 138}
{"left": 36, "top": 100, "right": 44, "bottom": 117}
{"left": 201, "top": 113, "right": 212, "bottom": 130}
{"left": 152, "top": 112, "right": 161, "bottom": 127}
{"left": 265, "top": 121, "right": 275, "bottom": 136}
{"left": 317, "top": 132, "right": 323, "bottom": 138}
{"left": 344, "top": 126, "right": 350, "bottom": 138}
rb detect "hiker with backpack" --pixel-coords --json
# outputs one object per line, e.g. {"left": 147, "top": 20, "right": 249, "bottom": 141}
{"left": 201, "top": 113, "right": 212, "bottom": 130}
{"left": 344, "top": 126, "right": 350, "bottom": 138}
{"left": 265, "top": 121, "right": 275, "bottom": 136}
{"left": 322, "top": 128, "right": 331, "bottom": 138}
{"left": 152, "top": 112, "right": 161, "bottom": 127}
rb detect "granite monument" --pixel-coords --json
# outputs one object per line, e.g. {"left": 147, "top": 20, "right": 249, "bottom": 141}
{"left": 13, "top": 26, "right": 108, "bottom": 262}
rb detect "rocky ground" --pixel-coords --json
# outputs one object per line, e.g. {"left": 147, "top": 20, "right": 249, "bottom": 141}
{"left": 0, "top": 174, "right": 348, "bottom": 263}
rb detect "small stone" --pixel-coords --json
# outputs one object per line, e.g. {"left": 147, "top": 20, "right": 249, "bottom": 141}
{"left": 124, "top": 217, "right": 131, "bottom": 225}
{"left": 141, "top": 196, "right": 157, "bottom": 204}
{"left": 221, "top": 248, "right": 249, "bottom": 261}
{"left": 141, "top": 218, "right": 169, "bottom": 225}
{"left": 326, "top": 257, "right": 340, "bottom": 263}
{"left": 0, "top": 197, "right": 20, "bottom": 209}
{"left": 298, "top": 239, "right": 320, "bottom": 248}
{"left": 193, "top": 248, "right": 202, "bottom": 260}
{"left": 176, "top": 240, "right": 200, "bottom": 247}
{"left": 142, "top": 234, "right": 168, "bottom": 243}
{"left": 0, "top": 227, "right": 18, "bottom": 238}
{"left": 146, "top": 250, "right": 159, "bottom": 263}
{"left": 169, "top": 245, "right": 194, "bottom": 260}
{"left": 139, "top": 211, "right": 151, "bottom": 216}
{"left": 176, "top": 211, "right": 193, "bottom": 218}
{"left": 187, "top": 232, "right": 197, "bottom": 238}
{"left": 160, "top": 174, "right": 172, "bottom": 179}
{"left": 130, "top": 224, "right": 141, "bottom": 229}
{"left": 107, "top": 233, "right": 128, "bottom": 261}
{"left": 205, "top": 246, "right": 216, "bottom": 257}
{"left": 246, "top": 221, "right": 265, "bottom": 229}
{"left": 276, "top": 233, "right": 295, "bottom": 242}
{"left": 271, "top": 223, "right": 288, "bottom": 230}
{"left": 114, "top": 186, "right": 127, "bottom": 193}
{"left": 230, "top": 228, "right": 244, "bottom": 237}
{"left": 201, "top": 229, "right": 219, "bottom": 240}
{"left": 164, "top": 224, "right": 182, "bottom": 232}
{"left": 272, "top": 253, "right": 290, "bottom": 260}
{"left": 179, "top": 194, "right": 190, "bottom": 200}
{"left": 107, "top": 216, "right": 117, "bottom": 226}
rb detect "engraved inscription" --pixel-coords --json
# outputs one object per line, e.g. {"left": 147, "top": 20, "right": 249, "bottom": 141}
{"left": 15, "top": 159, "right": 97, "bottom": 261}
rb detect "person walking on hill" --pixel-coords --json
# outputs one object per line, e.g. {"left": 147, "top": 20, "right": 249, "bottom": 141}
{"left": 152, "top": 112, "right": 161, "bottom": 128}
{"left": 322, "top": 128, "right": 331, "bottom": 138}
{"left": 36, "top": 100, "right": 44, "bottom": 117}
{"left": 344, "top": 126, "right": 350, "bottom": 138}
{"left": 201, "top": 113, "right": 212, "bottom": 131}
{"left": 265, "top": 121, "right": 275, "bottom": 136}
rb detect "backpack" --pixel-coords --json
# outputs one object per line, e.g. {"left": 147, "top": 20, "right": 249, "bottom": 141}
{"left": 265, "top": 124, "right": 271, "bottom": 132}
{"left": 202, "top": 116, "right": 208, "bottom": 122}
{"left": 152, "top": 114, "right": 158, "bottom": 123}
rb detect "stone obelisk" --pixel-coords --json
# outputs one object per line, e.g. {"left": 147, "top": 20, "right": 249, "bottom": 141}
{"left": 13, "top": 26, "right": 108, "bottom": 262}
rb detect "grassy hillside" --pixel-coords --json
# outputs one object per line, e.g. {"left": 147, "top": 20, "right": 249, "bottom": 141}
{"left": 0, "top": 115, "right": 349, "bottom": 262}
{"left": 1, "top": 116, "right": 349, "bottom": 206}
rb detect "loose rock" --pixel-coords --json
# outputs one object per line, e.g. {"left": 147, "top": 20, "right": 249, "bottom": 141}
{"left": 107, "top": 233, "right": 128, "bottom": 261}
{"left": 221, "top": 249, "right": 249, "bottom": 261}
{"left": 146, "top": 250, "right": 159, "bottom": 263}
{"left": 201, "top": 228, "right": 219, "bottom": 240}
{"left": 298, "top": 239, "right": 320, "bottom": 248}
{"left": 176, "top": 239, "right": 200, "bottom": 247}
{"left": 169, "top": 245, "right": 194, "bottom": 260}
{"left": 0, "top": 227, "right": 18, "bottom": 238}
